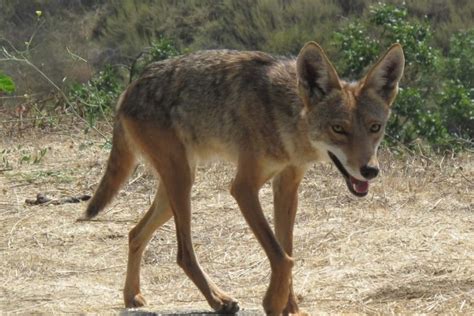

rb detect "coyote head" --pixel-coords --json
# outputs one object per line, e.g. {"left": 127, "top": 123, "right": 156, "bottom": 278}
{"left": 296, "top": 42, "right": 405, "bottom": 196}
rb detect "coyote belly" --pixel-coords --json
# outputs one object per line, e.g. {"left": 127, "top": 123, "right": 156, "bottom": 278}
{"left": 84, "top": 42, "right": 404, "bottom": 315}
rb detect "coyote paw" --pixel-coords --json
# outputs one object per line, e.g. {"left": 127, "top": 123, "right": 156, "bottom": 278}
{"left": 283, "top": 298, "right": 308, "bottom": 316}
{"left": 287, "top": 311, "right": 310, "bottom": 316}
{"left": 210, "top": 293, "right": 239, "bottom": 314}
{"left": 124, "top": 293, "right": 147, "bottom": 308}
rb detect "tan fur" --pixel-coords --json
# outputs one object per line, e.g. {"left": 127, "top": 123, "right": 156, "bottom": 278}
{"left": 85, "top": 42, "right": 404, "bottom": 315}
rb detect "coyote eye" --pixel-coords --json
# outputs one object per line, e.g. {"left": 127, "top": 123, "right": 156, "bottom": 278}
{"left": 370, "top": 124, "right": 381, "bottom": 133}
{"left": 332, "top": 125, "right": 345, "bottom": 134}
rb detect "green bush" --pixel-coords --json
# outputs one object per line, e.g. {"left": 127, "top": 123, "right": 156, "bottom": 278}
{"left": 439, "top": 30, "right": 474, "bottom": 140}
{"left": 69, "top": 65, "right": 123, "bottom": 128}
{"left": 438, "top": 80, "right": 473, "bottom": 140}
{"left": 445, "top": 29, "right": 474, "bottom": 87}
{"left": 68, "top": 37, "right": 179, "bottom": 128}
{"left": 129, "top": 37, "right": 180, "bottom": 81}
{"left": 0, "top": 73, "right": 15, "bottom": 93}
{"left": 332, "top": 21, "right": 379, "bottom": 77}
{"left": 334, "top": 3, "right": 472, "bottom": 150}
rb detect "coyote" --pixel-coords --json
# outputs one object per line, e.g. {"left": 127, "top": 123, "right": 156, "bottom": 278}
{"left": 85, "top": 42, "right": 404, "bottom": 315}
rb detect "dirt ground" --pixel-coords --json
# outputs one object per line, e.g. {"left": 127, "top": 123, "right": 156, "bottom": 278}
{"left": 1, "top": 120, "right": 473, "bottom": 315}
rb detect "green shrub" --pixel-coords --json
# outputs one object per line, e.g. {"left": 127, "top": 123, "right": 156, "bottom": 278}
{"left": 333, "top": 3, "right": 472, "bottom": 150}
{"left": 68, "top": 37, "right": 179, "bottom": 128}
{"left": 129, "top": 37, "right": 180, "bottom": 81}
{"left": 332, "top": 21, "right": 379, "bottom": 77}
{"left": 438, "top": 80, "right": 473, "bottom": 140}
{"left": 437, "top": 29, "right": 474, "bottom": 142}
{"left": 69, "top": 65, "right": 123, "bottom": 128}
{"left": 0, "top": 73, "right": 15, "bottom": 93}
{"left": 445, "top": 29, "right": 474, "bottom": 87}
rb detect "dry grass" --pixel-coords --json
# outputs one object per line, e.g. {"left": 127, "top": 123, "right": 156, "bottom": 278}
{"left": 0, "top": 121, "right": 473, "bottom": 315}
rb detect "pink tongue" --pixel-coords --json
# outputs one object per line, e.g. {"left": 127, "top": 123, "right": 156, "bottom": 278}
{"left": 351, "top": 177, "right": 369, "bottom": 193}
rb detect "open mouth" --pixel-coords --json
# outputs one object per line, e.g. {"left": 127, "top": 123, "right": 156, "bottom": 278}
{"left": 328, "top": 151, "right": 369, "bottom": 197}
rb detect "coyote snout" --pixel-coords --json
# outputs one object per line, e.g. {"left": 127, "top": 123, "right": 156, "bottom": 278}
{"left": 361, "top": 164, "right": 379, "bottom": 180}
{"left": 84, "top": 41, "right": 404, "bottom": 314}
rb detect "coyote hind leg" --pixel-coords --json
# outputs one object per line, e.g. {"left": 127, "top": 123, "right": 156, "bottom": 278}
{"left": 124, "top": 183, "right": 173, "bottom": 307}
{"left": 124, "top": 119, "right": 239, "bottom": 313}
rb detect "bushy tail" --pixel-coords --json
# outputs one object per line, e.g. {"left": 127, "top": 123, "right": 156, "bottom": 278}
{"left": 85, "top": 118, "right": 136, "bottom": 218}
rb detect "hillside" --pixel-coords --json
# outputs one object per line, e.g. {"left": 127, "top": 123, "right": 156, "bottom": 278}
{"left": 1, "top": 0, "right": 473, "bottom": 94}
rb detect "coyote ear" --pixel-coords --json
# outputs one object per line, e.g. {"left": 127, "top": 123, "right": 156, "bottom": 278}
{"left": 296, "top": 42, "right": 341, "bottom": 104}
{"left": 362, "top": 43, "right": 405, "bottom": 105}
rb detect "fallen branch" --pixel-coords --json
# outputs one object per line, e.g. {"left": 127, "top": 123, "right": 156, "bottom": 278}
{"left": 25, "top": 193, "right": 91, "bottom": 206}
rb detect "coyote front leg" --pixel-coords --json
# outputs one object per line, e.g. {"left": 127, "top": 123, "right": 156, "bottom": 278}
{"left": 231, "top": 157, "right": 294, "bottom": 315}
{"left": 273, "top": 166, "right": 307, "bottom": 315}
{"left": 124, "top": 121, "right": 239, "bottom": 313}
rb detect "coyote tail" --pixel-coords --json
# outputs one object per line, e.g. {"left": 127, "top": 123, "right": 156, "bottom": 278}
{"left": 85, "top": 97, "right": 136, "bottom": 218}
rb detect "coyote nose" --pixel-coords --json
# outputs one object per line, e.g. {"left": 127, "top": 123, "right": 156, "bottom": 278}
{"left": 360, "top": 165, "right": 379, "bottom": 180}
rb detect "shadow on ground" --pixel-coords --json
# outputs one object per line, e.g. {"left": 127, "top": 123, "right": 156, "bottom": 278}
{"left": 120, "top": 309, "right": 262, "bottom": 316}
